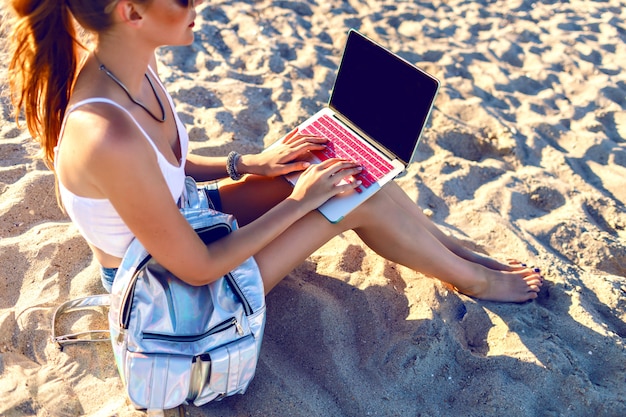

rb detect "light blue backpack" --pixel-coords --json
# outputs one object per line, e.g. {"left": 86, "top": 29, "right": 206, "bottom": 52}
{"left": 52, "top": 177, "right": 266, "bottom": 412}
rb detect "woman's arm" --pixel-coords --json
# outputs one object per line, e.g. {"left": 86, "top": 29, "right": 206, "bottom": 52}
{"left": 113, "top": 154, "right": 361, "bottom": 286}
{"left": 76, "top": 110, "right": 360, "bottom": 286}
{"left": 185, "top": 129, "right": 330, "bottom": 181}
{"left": 184, "top": 153, "right": 229, "bottom": 181}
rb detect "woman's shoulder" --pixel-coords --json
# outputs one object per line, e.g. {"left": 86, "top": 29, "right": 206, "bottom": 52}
{"left": 63, "top": 62, "right": 144, "bottom": 150}
{"left": 59, "top": 98, "right": 158, "bottom": 185}
{"left": 63, "top": 99, "right": 145, "bottom": 151}
{"left": 67, "top": 105, "right": 137, "bottom": 162}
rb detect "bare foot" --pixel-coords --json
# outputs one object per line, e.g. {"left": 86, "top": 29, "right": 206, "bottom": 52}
{"left": 463, "top": 251, "right": 540, "bottom": 274}
{"left": 451, "top": 266, "right": 543, "bottom": 303}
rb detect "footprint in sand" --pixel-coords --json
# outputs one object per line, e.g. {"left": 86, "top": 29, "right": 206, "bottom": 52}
{"left": 584, "top": 197, "right": 626, "bottom": 235}
{"left": 436, "top": 129, "right": 515, "bottom": 162}
{"left": 528, "top": 185, "right": 566, "bottom": 212}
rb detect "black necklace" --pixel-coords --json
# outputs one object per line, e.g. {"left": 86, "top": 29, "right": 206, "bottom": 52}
{"left": 98, "top": 63, "right": 166, "bottom": 123}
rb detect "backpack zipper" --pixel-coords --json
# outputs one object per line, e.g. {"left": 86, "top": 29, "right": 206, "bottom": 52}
{"left": 118, "top": 223, "right": 254, "bottom": 330}
{"left": 142, "top": 317, "right": 244, "bottom": 342}
{"left": 225, "top": 273, "right": 253, "bottom": 316}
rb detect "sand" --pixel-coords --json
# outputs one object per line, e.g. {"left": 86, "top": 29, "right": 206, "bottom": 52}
{"left": 1, "top": 0, "right": 625, "bottom": 416}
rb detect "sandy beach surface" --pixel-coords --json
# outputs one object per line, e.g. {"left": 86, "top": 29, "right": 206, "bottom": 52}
{"left": 1, "top": 0, "right": 625, "bottom": 416}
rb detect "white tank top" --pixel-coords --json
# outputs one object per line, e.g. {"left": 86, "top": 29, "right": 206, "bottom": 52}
{"left": 55, "top": 73, "right": 188, "bottom": 258}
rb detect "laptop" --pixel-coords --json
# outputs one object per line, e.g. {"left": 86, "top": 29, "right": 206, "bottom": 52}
{"left": 273, "top": 29, "right": 440, "bottom": 222}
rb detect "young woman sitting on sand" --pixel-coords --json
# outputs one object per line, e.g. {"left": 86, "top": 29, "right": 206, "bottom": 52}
{"left": 6, "top": 0, "right": 542, "bottom": 302}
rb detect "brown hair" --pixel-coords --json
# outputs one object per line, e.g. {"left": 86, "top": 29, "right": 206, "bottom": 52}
{"left": 5, "top": 0, "right": 122, "bottom": 170}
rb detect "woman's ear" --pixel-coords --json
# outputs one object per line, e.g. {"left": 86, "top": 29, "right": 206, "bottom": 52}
{"left": 112, "top": 0, "right": 144, "bottom": 26}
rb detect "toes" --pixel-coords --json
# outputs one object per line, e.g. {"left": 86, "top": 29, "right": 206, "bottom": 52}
{"left": 508, "top": 259, "right": 543, "bottom": 275}
{"left": 507, "top": 259, "right": 526, "bottom": 270}
{"left": 517, "top": 267, "right": 543, "bottom": 279}
{"left": 515, "top": 290, "right": 538, "bottom": 303}
{"left": 524, "top": 275, "right": 543, "bottom": 287}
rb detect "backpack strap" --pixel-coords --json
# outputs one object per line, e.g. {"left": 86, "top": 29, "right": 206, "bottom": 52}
{"left": 50, "top": 294, "right": 111, "bottom": 350}
{"left": 179, "top": 176, "right": 210, "bottom": 210}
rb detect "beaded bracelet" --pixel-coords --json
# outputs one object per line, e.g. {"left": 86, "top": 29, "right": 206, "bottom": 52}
{"left": 226, "top": 151, "right": 244, "bottom": 181}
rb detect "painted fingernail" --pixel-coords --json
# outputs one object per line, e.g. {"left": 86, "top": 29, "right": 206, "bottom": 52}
{"left": 521, "top": 263, "right": 527, "bottom": 267}
{"left": 534, "top": 268, "right": 541, "bottom": 273}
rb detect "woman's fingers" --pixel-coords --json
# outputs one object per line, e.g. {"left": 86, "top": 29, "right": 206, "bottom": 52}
{"left": 315, "top": 159, "right": 363, "bottom": 185}
{"left": 281, "top": 127, "right": 300, "bottom": 144}
{"left": 282, "top": 128, "right": 327, "bottom": 147}
{"left": 272, "top": 134, "right": 328, "bottom": 166}
{"left": 291, "top": 158, "right": 363, "bottom": 209}
{"left": 318, "top": 157, "right": 360, "bottom": 171}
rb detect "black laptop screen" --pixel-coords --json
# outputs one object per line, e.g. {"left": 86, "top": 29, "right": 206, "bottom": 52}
{"left": 329, "top": 31, "right": 439, "bottom": 164}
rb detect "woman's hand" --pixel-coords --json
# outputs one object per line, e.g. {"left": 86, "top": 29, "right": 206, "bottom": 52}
{"left": 288, "top": 158, "right": 363, "bottom": 211}
{"left": 238, "top": 128, "right": 328, "bottom": 177}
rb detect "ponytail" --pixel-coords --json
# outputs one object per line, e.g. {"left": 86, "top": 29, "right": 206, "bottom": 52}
{"left": 7, "top": 0, "right": 83, "bottom": 170}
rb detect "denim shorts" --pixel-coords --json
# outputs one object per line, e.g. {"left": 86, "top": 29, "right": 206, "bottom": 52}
{"left": 201, "top": 181, "right": 223, "bottom": 212}
{"left": 100, "top": 182, "right": 223, "bottom": 293}
{"left": 100, "top": 267, "right": 117, "bottom": 293}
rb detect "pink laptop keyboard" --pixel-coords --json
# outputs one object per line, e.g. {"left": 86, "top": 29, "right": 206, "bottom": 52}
{"left": 300, "top": 114, "right": 394, "bottom": 191}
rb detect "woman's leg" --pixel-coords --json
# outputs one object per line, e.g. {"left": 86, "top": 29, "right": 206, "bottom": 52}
{"left": 218, "top": 175, "right": 542, "bottom": 301}
{"left": 217, "top": 175, "right": 294, "bottom": 226}
{"left": 348, "top": 185, "right": 542, "bottom": 302}
{"left": 219, "top": 176, "right": 526, "bottom": 271}
{"left": 217, "top": 175, "right": 351, "bottom": 292}
{"left": 381, "top": 182, "right": 532, "bottom": 272}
